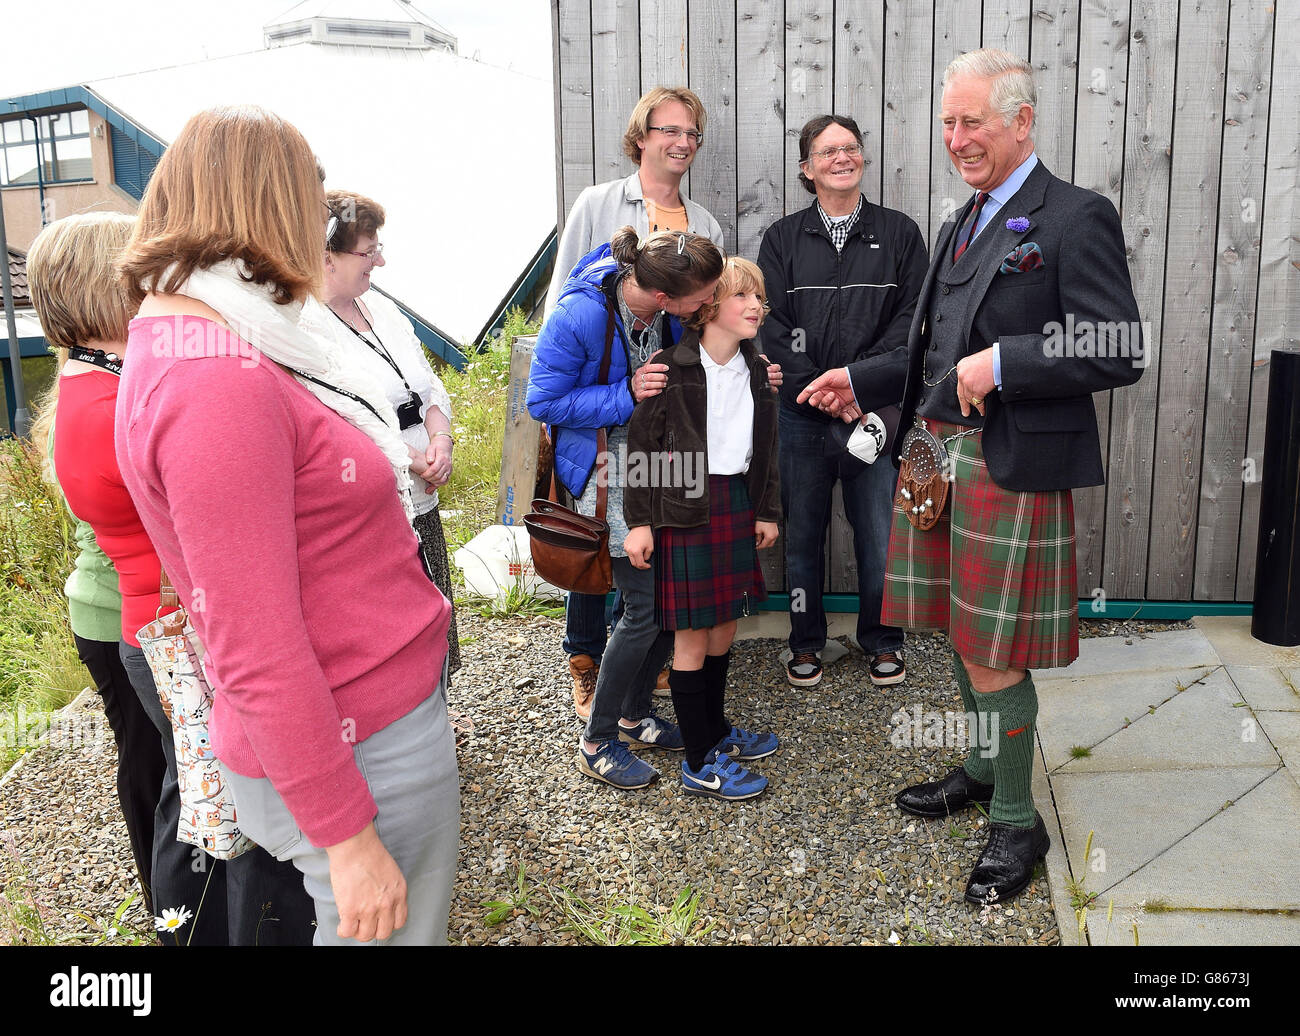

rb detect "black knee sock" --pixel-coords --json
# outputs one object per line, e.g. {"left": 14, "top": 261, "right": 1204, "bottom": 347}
{"left": 702, "top": 650, "right": 732, "bottom": 746}
{"left": 669, "top": 667, "right": 713, "bottom": 771}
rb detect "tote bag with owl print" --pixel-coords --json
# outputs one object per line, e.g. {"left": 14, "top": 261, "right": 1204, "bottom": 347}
{"left": 136, "top": 577, "right": 255, "bottom": 860}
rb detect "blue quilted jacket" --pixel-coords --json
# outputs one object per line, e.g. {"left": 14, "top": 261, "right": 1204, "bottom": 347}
{"left": 527, "top": 243, "right": 682, "bottom": 498}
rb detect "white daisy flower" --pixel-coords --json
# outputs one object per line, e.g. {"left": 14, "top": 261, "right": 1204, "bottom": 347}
{"left": 154, "top": 906, "right": 193, "bottom": 932}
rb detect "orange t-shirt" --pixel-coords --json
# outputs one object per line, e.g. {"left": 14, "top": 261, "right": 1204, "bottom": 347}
{"left": 645, "top": 198, "right": 689, "bottom": 234}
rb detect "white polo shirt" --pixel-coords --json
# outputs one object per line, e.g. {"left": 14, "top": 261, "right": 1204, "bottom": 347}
{"left": 701, "top": 347, "right": 754, "bottom": 475}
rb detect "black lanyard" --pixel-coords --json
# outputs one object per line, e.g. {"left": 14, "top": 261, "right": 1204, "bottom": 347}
{"left": 67, "top": 345, "right": 123, "bottom": 376}
{"left": 329, "top": 301, "right": 414, "bottom": 395}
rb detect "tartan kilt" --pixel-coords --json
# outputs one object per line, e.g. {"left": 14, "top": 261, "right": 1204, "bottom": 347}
{"left": 655, "top": 473, "right": 768, "bottom": 630}
{"left": 881, "top": 421, "right": 1078, "bottom": 670}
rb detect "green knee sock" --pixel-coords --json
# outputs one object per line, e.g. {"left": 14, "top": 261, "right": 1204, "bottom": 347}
{"left": 977, "top": 673, "right": 1039, "bottom": 829}
{"left": 953, "top": 651, "right": 994, "bottom": 785}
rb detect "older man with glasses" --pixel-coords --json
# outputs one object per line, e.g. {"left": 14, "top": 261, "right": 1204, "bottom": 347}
{"left": 758, "top": 114, "right": 929, "bottom": 692}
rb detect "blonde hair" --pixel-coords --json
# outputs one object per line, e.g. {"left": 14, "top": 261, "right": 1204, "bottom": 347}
{"left": 943, "top": 49, "right": 1036, "bottom": 126}
{"left": 27, "top": 212, "right": 135, "bottom": 351}
{"left": 622, "top": 87, "right": 707, "bottom": 164}
{"left": 686, "top": 257, "right": 768, "bottom": 332}
{"left": 609, "top": 226, "right": 723, "bottom": 298}
{"left": 119, "top": 105, "right": 325, "bottom": 306}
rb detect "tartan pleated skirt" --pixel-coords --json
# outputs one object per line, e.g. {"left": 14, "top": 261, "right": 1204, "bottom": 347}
{"left": 655, "top": 473, "right": 768, "bottom": 630}
{"left": 881, "top": 420, "right": 1078, "bottom": 670}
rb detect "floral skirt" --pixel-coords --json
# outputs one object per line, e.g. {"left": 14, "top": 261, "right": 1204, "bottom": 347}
{"left": 414, "top": 506, "right": 462, "bottom": 676}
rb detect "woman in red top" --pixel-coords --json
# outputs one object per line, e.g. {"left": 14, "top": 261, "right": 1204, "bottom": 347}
{"left": 30, "top": 212, "right": 313, "bottom": 945}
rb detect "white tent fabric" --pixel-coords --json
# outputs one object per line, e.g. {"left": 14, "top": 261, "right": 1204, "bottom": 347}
{"left": 89, "top": 43, "right": 554, "bottom": 347}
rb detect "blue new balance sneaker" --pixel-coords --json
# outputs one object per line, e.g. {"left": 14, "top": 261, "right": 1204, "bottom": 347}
{"left": 681, "top": 749, "right": 768, "bottom": 801}
{"left": 718, "top": 725, "right": 779, "bottom": 762}
{"left": 576, "top": 739, "right": 659, "bottom": 789}
{"left": 618, "top": 712, "right": 685, "bottom": 752}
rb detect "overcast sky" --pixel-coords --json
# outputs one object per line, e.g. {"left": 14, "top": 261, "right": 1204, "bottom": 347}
{"left": 0, "top": 0, "right": 552, "bottom": 95}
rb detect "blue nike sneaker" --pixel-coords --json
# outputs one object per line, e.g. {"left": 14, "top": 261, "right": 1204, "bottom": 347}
{"left": 681, "top": 748, "right": 768, "bottom": 801}
{"left": 718, "top": 725, "right": 779, "bottom": 761}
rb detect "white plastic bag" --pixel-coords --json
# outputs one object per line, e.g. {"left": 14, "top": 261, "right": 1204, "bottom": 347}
{"left": 453, "top": 524, "right": 564, "bottom": 600}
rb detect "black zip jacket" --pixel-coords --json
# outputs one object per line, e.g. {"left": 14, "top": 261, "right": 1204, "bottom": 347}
{"left": 757, "top": 195, "right": 929, "bottom": 419}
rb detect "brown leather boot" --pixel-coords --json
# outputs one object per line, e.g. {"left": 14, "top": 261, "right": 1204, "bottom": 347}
{"left": 653, "top": 665, "right": 672, "bottom": 698}
{"left": 570, "top": 654, "right": 598, "bottom": 721}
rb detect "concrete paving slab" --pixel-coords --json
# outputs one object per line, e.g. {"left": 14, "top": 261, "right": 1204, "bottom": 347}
{"left": 1048, "top": 767, "right": 1274, "bottom": 894}
{"left": 1036, "top": 665, "right": 1225, "bottom": 772}
{"left": 1054, "top": 668, "right": 1278, "bottom": 773}
{"left": 734, "top": 610, "right": 857, "bottom": 643}
{"left": 1227, "top": 665, "right": 1300, "bottom": 712}
{"left": 1254, "top": 710, "right": 1300, "bottom": 790}
{"left": 1194, "top": 615, "right": 1300, "bottom": 668}
{"left": 1094, "top": 768, "right": 1300, "bottom": 910}
{"left": 1082, "top": 905, "right": 1300, "bottom": 946}
{"left": 1034, "top": 737, "right": 1085, "bottom": 945}
{"left": 1039, "top": 628, "right": 1220, "bottom": 680}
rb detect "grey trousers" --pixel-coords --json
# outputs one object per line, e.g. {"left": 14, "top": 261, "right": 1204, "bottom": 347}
{"left": 222, "top": 678, "right": 460, "bottom": 946}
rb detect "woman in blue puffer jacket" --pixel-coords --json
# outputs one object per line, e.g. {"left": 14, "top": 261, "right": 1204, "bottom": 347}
{"left": 527, "top": 227, "right": 723, "bottom": 791}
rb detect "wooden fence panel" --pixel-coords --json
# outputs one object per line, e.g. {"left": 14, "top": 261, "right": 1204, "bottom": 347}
{"left": 883, "top": 0, "right": 935, "bottom": 242}
{"left": 782, "top": 0, "right": 835, "bottom": 214}
{"left": 556, "top": 0, "right": 595, "bottom": 227}
{"left": 1102, "top": 0, "right": 1176, "bottom": 598}
{"left": 591, "top": 0, "right": 641, "bottom": 184}
{"left": 1070, "top": 0, "right": 1129, "bottom": 595}
{"left": 930, "top": 0, "right": 984, "bottom": 245}
{"left": 1195, "top": 0, "right": 1273, "bottom": 600}
{"left": 1146, "top": 0, "right": 1229, "bottom": 599}
{"left": 833, "top": 1, "right": 886, "bottom": 204}
{"left": 688, "top": 0, "right": 738, "bottom": 251}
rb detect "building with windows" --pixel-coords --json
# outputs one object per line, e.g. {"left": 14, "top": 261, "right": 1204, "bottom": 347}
{"left": 1, "top": 0, "right": 555, "bottom": 430}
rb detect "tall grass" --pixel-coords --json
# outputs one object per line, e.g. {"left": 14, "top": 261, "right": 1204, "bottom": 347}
{"left": 436, "top": 307, "right": 539, "bottom": 560}
{"left": 0, "top": 437, "right": 87, "bottom": 771}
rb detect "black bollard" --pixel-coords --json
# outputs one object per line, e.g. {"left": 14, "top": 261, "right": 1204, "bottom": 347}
{"left": 1251, "top": 350, "right": 1300, "bottom": 647}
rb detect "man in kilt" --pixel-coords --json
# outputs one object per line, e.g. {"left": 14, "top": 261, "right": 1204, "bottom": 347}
{"left": 799, "top": 49, "right": 1144, "bottom": 903}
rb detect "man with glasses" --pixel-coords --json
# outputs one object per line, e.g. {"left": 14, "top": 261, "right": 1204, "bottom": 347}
{"left": 544, "top": 87, "right": 725, "bottom": 722}
{"left": 758, "top": 115, "right": 928, "bottom": 690}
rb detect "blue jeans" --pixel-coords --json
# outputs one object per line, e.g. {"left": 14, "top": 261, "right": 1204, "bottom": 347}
{"left": 562, "top": 590, "right": 624, "bottom": 662}
{"left": 778, "top": 407, "right": 903, "bottom": 657}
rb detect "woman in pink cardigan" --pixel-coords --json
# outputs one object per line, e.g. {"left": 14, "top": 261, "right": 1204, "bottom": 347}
{"left": 115, "top": 105, "right": 459, "bottom": 945}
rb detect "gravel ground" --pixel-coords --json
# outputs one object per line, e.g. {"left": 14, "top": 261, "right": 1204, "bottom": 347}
{"left": 0, "top": 613, "right": 1189, "bottom": 946}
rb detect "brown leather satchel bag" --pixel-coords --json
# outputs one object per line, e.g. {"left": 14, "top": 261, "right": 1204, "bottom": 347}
{"left": 525, "top": 430, "right": 613, "bottom": 594}
{"left": 524, "top": 305, "right": 617, "bottom": 595}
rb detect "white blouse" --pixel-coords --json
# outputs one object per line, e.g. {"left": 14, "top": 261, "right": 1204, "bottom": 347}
{"left": 700, "top": 346, "right": 753, "bottom": 476}
{"left": 322, "top": 290, "right": 452, "bottom": 513}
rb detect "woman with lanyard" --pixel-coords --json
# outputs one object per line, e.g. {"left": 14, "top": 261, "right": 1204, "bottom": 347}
{"left": 318, "top": 189, "right": 460, "bottom": 676}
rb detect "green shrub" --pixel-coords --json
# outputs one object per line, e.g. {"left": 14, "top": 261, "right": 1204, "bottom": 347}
{"left": 0, "top": 437, "right": 85, "bottom": 770}
{"left": 435, "top": 307, "right": 540, "bottom": 571}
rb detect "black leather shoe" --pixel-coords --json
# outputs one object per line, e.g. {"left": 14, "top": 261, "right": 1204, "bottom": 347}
{"left": 964, "top": 812, "right": 1050, "bottom": 905}
{"left": 894, "top": 766, "right": 994, "bottom": 818}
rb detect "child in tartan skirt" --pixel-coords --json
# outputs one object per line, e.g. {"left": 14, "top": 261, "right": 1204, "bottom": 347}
{"left": 624, "top": 258, "right": 782, "bottom": 800}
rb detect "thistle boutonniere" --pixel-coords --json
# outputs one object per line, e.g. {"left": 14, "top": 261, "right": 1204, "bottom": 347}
{"left": 1006, "top": 216, "right": 1031, "bottom": 233}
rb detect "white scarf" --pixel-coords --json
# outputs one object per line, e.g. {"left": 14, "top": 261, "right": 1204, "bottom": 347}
{"left": 160, "top": 260, "right": 415, "bottom": 520}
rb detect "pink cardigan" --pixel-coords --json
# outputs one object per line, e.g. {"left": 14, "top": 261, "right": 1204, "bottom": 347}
{"left": 116, "top": 316, "right": 450, "bottom": 847}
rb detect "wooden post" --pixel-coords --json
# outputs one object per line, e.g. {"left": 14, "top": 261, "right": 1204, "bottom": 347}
{"left": 496, "top": 334, "right": 545, "bottom": 528}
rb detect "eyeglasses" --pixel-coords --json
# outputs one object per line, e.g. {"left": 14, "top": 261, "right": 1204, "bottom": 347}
{"left": 340, "top": 243, "right": 383, "bottom": 261}
{"left": 647, "top": 125, "right": 704, "bottom": 146}
{"left": 810, "top": 143, "right": 864, "bottom": 161}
